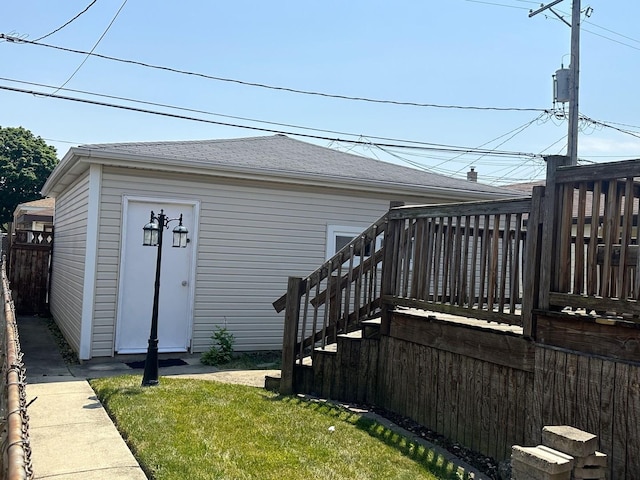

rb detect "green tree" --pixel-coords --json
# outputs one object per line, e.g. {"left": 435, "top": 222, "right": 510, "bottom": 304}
{"left": 0, "top": 126, "right": 58, "bottom": 232}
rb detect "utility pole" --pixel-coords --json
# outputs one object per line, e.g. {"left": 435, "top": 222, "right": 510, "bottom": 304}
{"left": 567, "top": 0, "right": 581, "bottom": 165}
{"left": 530, "top": 0, "right": 581, "bottom": 166}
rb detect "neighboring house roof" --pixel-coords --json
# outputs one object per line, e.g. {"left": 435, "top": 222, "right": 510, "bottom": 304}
{"left": 42, "top": 134, "right": 519, "bottom": 200}
{"left": 504, "top": 179, "right": 640, "bottom": 220}
{"left": 503, "top": 181, "right": 544, "bottom": 195}
{"left": 13, "top": 198, "right": 54, "bottom": 229}
{"left": 13, "top": 197, "right": 55, "bottom": 218}
{"left": 17, "top": 198, "right": 55, "bottom": 209}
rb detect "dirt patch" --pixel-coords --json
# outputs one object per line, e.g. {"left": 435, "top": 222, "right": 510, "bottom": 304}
{"left": 45, "top": 317, "right": 80, "bottom": 365}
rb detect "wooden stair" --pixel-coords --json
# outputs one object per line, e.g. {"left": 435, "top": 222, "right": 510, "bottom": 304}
{"left": 266, "top": 317, "right": 382, "bottom": 397}
{"left": 361, "top": 317, "right": 382, "bottom": 339}
{"left": 292, "top": 317, "right": 382, "bottom": 402}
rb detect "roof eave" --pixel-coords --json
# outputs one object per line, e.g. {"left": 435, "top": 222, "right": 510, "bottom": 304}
{"left": 41, "top": 147, "right": 520, "bottom": 201}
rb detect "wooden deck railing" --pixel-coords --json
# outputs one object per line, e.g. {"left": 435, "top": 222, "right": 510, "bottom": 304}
{"left": 381, "top": 197, "right": 535, "bottom": 328}
{"left": 275, "top": 196, "right": 539, "bottom": 393}
{"left": 543, "top": 157, "right": 640, "bottom": 319}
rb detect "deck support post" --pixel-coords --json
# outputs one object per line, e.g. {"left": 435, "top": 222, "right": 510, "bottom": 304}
{"left": 280, "top": 276, "right": 303, "bottom": 395}
{"left": 522, "top": 186, "right": 545, "bottom": 338}
{"left": 539, "top": 155, "right": 568, "bottom": 311}
{"left": 380, "top": 216, "right": 398, "bottom": 336}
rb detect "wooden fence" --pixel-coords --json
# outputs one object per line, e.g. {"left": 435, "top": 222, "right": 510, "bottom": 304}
{"left": 531, "top": 344, "right": 640, "bottom": 480}
{"left": 542, "top": 157, "right": 640, "bottom": 318}
{"left": 9, "top": 230, "right": 53, "bottom": 315}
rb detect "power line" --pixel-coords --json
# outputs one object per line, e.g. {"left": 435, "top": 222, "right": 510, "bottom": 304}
{"left": 583, "top": 19, "right": 640, "bottom": 46}
{"left": 429, "top": 113, "right": 548, "bottom": 171}
{"left": 0, "top": 83, "right": 541, "bottom": 158}
{"left": 582, "top": 27, "right": 640, "bottom": 52}
{"left": 0, "top": 76, "right": 393, "bottom": 140}
{"left": 580, "top": 114, "right": 640, "bottom": 141}
{"left": 542, "top": 8, "right": 640, "bottom": 52}
{"left": 538, "top": 134, "right": 567, "bottom": 154}
{"left": 32, "top": 0, "right": 99, "bottom": 42}
{"left": 452, "top": 113, "right": 547, "bottom": 175}
{"left": 593, "top": 119, "right": 640, "bottom": 131}
{"left": 472, "top": 1, "right": 640, "bottom": 52}
{"left": 0, "top": 75, "right": 552, "bottom": 153}
{"left": 369, "top": 142, "right": 545, "bottom": 185}
{"left": 0, "top": 33, "right": 546, "bottom": 113}
{"left": 464, "top": 0, "right": 529, "bottom": 9}
{"left": 50, "top": 0, "right": 128, "bottom": 95}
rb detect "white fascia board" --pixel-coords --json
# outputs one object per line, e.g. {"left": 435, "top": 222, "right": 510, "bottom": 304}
{"left": 41, "top": 147, "right": 88, "bottom": 197}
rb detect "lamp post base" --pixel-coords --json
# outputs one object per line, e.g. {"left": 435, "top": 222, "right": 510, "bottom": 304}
{"left": 141, "top": 338, "right": 159, "bottom": 386}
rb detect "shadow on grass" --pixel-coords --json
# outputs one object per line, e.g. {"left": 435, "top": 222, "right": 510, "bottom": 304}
{"left": 268, "top": 395, "right": 465, "bottom": 480}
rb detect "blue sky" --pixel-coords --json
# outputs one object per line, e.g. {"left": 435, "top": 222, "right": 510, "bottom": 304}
{"left": 1, "top": 1, "right": 639, "bottom": 185}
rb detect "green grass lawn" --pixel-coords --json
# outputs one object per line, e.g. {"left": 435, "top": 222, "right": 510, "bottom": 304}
{"left": 91, "top": 376, "right": 464, "bottom": 480}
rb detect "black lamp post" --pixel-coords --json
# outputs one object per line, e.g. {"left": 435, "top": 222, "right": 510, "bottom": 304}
{"left": 141, "top": 209, "right": 189, "bottom": 386}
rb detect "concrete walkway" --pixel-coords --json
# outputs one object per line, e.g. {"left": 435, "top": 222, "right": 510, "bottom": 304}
{"left": 20, "top": 316, "right": 148, "bottom": 479}
{"left": 27, "top": 380, "right": 147, "bottom": 480}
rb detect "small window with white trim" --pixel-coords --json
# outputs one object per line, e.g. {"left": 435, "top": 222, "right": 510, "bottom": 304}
{"left": 326, "top": 225, "right": 383, "bottom": 262}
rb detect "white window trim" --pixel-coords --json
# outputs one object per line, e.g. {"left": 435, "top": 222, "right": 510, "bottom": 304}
{"left": 325, "top": 224, "right": 386, "bottom": 262}
{"left": 326, "top": 225, "right": 365, "bottom": 260}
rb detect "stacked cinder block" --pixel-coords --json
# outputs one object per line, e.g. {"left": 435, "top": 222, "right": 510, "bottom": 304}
{"left": 511, "top": 445, "right": 573, "bottom": 480}
{"left": 542, "top": 426, "right": 607, "bottom": 480}
{"left": 511, "top": 425, "right": 608, "bottom": 480}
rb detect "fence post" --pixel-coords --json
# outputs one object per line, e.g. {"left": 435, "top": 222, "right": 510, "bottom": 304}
{"left": 380, "top": 216, "right": 398, "bottom": 336}
{"left": 280, "top": 276, "right": 303, "bottom": 396}
{"left": 538, "top": 155, "right": 567, "bottom": 310}
{"left": 522, "top": 186, "right": 544, "bottom": 338}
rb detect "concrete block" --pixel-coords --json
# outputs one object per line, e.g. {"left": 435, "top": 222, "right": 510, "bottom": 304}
{"left": 512, "top": 445, "right": 574, "bottom": 475}
{"left": 574, "top": 451, "right": 607, "bottom": 468}
{"left": 511, "top": 459, "right": 571, "bottom": 480}
{"left": 573, "top": 466, "right": 607, "bottom": 479}
{"left": 537, "top": 445, "right": 574, "bottom": 463}
{"left": 541, "top": 426, "right": 598, "bottom": 457}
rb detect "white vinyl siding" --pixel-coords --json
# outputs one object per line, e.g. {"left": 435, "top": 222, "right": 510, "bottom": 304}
{"left": 95, "top": 167, "right": 395, "bottom": 353}
{"left": 49, "top": 172, "right": 90, "bottom": 352}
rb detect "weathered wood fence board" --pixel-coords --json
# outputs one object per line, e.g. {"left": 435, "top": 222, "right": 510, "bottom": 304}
{"left": 376, "top": 335, "right": 535, "bottom": 462}
{"left": 9, "top": 245, "right": 52, "bottom": 315}
{"left": 7, "top": 229, "right": 53, "bottom": 315}
{"left": 301, "top": 324, "right": 639, "bottom": 479}
{"left": 534, "top": 345, "right": 640, "bottom": 480}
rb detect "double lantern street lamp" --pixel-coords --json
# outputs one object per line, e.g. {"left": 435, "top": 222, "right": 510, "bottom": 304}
{"left": 141, "top": 209, "right": 188, "bottom": 386}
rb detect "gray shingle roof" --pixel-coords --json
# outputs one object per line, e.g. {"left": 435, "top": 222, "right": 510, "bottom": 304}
{"left": 79, "top": 134, "right": 513, "bottom": 195}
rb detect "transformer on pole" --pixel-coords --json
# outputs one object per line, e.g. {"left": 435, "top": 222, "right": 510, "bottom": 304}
{"left": 530, "top": 0, "right": 583, "bottom": 166}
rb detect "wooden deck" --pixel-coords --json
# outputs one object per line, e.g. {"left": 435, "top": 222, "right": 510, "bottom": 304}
{"left": 278, "top": 156, "right": 640, "bottom": 479}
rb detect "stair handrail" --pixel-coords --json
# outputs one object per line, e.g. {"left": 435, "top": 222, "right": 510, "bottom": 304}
{"left": 273, "top": 213, "right": 388, "bottom": 314}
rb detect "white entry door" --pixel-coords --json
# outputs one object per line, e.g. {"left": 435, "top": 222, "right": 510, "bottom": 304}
{"left": 116, "top": 199, "right": 196, "bottom": 354}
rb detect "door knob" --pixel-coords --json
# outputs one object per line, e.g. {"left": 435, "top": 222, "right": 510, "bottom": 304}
{"left": 182, "top": 280, "right": 188, "bottom": 286}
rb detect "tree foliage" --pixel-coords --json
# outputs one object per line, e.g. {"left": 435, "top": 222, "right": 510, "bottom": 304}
{"left": 0, "top": 126, "right": 58, "bottom": 231}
